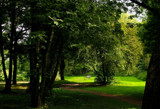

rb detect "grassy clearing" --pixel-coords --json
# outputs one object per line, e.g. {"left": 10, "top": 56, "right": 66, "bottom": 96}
{"left": 62, "top": 76, "right": 145, "bottom": 99}
{"left": 0, "top": 84, "right": 140, "bottom": 109}
{"left": 0, "top": 76, "right": 144, "bottom": 109}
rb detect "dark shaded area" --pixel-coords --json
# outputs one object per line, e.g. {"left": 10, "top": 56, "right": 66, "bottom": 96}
{"left": 0, "top": 84, "right": 30, "bottom": 109}
{"left": 48, "top": 89, "right": 140, "bottom": 109}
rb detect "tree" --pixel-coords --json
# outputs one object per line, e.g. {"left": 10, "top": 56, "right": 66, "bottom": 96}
{"left": 118, "top": 13, "right": 143, "bottom": 75}
{"left": 128, "top": 0, "right": 160, "bottom": 108}
{"left": 0, "top": 0, "right": 8, "bottom": 91}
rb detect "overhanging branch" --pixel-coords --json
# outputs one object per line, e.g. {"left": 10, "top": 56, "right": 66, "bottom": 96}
{"left": 130, "top": 0, "right": 154, "bottom": 12}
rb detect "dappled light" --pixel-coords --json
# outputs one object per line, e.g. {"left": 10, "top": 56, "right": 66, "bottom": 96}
{"left": 0, "top": 0, "right": 160, "bottom": 108}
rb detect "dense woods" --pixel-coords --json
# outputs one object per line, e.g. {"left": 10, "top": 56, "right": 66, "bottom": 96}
{"left": 0, "top": 0, "right": 160, "bottom": 108}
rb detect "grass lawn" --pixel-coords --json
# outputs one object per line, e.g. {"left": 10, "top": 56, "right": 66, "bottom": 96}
{"left": 60, "top": 76, "right": 145, "bottom": 99}
{"left": 48, "top": 88, "right": 140, "bottom": 109}
{"left": 65, "top": 76, "right": 96, "bottom": 83}
{"left": 0, "top": 84, "right": 140, "bottom": 109}
{"left": 0, "top": 76, "right": 144, "bottom": 109}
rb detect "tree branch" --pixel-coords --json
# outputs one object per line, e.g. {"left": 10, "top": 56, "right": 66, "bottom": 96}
{"left": 130, "top": 0, "right": 154, "bottom": 12}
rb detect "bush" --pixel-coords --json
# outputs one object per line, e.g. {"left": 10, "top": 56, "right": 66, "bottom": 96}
{"left": 135, "top": 71, "right": 147, "bottom": 81}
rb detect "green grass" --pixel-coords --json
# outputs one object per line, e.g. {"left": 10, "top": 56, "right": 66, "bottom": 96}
{"left": 0, "top": 84, "right": 140, "bottom": 109}
{"left": 65, "top": 76, "right": 96, "bottom": 83}
{"left": 0, "top": 84, "right": 30, "bottom": 109}
{"left": 63, "top": 76, "right": 145, "bottom": 99}
{"left": 0, "top": 76, "right": 144, "bottom": 109}
{"left": 48, "top": 88, "right": 140, "bottom": 109}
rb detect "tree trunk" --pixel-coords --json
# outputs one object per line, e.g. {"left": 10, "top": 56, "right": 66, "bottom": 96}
{"left": 60, "top": 55, "right": 65, "bottom": 80}
{"left": 0, "top": 13, "right": 8, "bottom": 83}
{"left": 0, "top": 19, "right": 9, "bottom": 92}
{"left": 29, "top": 1, "right": 42, "bottom": 108}
{"left": 6, "top": 1, "right": 17, "bottom": 91}
{"left": 48, "top": 37, "right": 64, "bottom": 90}
{"left": 142, "top": 36, "right": 160, "bottom": 109}
{"left": 102, "top": 60, "right": 106, "bottom": 85}
{"left": 40, "top": 30, "right": 54, "bottom": 105}
{"left": 100, "top": 51, "right": 106, "bottom": 85}
{"left": 29, "top": 39, "right": 41, "bottom": 108}
{"left": 13, "top": 32, "right": 18, "bottom": 85}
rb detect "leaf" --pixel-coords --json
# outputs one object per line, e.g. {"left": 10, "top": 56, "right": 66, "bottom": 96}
{"left": 54, "top": 21, "right": 59, "bottom": 25}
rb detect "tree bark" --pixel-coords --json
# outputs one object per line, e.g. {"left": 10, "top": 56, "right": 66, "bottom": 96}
{"left": 5, "top": 0, "right": 17, "bottom": 92}
{"left": 142, "top": 30, "right": 160, "bottom": 109}
{"left": 60, "top": 55, "right": 65, "bottom": 80}
{"left": 48, "top": 37, "right": 64, "bottom": 90}
{"left": 13, "top": 28, "right": 18, "bottom": 85}
{"left": 100, "top": 50, "right": 106, "bottom": 85}
{"left": 102, "top": 60, "right": 106, "bottom": 85}
{"left": 40, "top": 30, "right": 54, "bottom": 105}
{"left": 29, "top": 39, "right": 41, "bottom": 108}
{"left": 29, "top": 1, "right": 42, "bottom": 108}
{"left": 0, "top": 7, "right": 8, "bottom": 83}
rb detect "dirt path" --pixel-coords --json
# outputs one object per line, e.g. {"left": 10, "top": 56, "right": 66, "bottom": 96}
{"left": 61, "top": 85, "right": 142, "bottom": 106}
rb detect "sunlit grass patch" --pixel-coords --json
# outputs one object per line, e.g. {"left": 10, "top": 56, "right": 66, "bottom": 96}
{"left": 80, "top": 76, "right": 145, "bottom": 99}
{"left": 65, "top": 76, "right": 96, "bottom": 83}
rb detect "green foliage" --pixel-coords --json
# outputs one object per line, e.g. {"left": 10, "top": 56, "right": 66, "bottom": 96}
{"left": 135, "top": 71, "right": 147, "bottom": 81}
{"left": 118, "top": 13, "right": 143, "bottom": 75}
{"left": 138, "top": 13, "right": 159, "bottom": 54}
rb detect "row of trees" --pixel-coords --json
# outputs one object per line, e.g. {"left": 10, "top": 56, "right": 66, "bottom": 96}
{"left": 0, "top": 0, "right": 160, "bottom": 108}
{"left": 0, "top": 0, "right": 126, "bottom": 107}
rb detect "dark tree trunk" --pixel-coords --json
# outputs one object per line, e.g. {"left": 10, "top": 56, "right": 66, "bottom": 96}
{"left": 40, "top": 30, "right": 54, "bottom": 105}
{"left": 5, "top": 1, "right": 17, "bottom": 92}
{"left": 29, "top": 1, "right": 42, "bottom": 108}
{"left": 102, "top": 60, "right": 106, "bottom": 85}
{"left": 48, "top": 37, "right": 64, "bottom": 90}
{"left": 13, "top": 32, "right": 18, "bottom": 85}
{"left": 0, "top": 21, "right": 9, "bottom": 92}
{"left": 0, "top": 12, "right": 8, "bottom": 83}
{"left": 100, "top": 51, "right": 106, "bottom": 85}
{"left": 29, "top": 39, "right": 41, "bottom": 108}
{"left": 60, "top": 55, "right": 65, "bottom": 80}
{"left": 142, "top": 35, "right": 160, "bottom": 109}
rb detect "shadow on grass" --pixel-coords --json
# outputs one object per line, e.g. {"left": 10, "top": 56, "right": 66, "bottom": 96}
{"left": 0, "top": 84, "right": 30, "bottom": 109}
{"left": 48, "top": 89, "right": 140, "bottom": 109}
{"left": 54, "top": 80, "right": 99, "bottom": 88}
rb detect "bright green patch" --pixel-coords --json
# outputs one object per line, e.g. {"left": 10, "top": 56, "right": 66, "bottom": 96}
{"left": 60, "top": 76, "right": 145, "bottom": 99}
{"left": 81, "top": 76, "right": 145, "bottom": 99}
{"left": 65, "top": 76, "right": 96, "bottom": 83}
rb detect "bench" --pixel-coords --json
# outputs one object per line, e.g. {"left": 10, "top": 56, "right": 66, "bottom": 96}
{"left": 84, "top": 75, "right": 91, "bottom": 79}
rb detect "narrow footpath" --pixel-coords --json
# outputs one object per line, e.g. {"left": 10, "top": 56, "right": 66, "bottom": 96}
{"left": 61, "top": 84, "right": 142, "bottom": 106}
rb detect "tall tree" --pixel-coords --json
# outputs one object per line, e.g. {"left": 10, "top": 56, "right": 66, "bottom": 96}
{"left": 128, "top": 0, "right": 160, "bottom": 108}
{"left": 0, "top": 0, "right": 8, "bottom": 89}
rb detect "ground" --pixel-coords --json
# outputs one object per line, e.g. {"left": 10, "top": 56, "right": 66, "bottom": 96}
{"left": 0, "top": 76, "right": 144, "bottom": 109}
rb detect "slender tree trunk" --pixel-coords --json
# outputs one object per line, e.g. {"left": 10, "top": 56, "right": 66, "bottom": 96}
{"left": 5, "top": 1, "right": 17, "bottom": 92}
{"left": 40, "top": 30, "right": 54, "bottom": 105}
{"left": 48, "top": 37, "right": 64, "bottom": 90}
{"left": 60, "top": 55, "right": 65, "bottom": 80}
{"left": 102, "top": 60, "right": 106, "bottom": 85}
{"left": 29, "top": 39, "right": 41, "bottom": 108}
{"left": 13, "top": 33, "right": 18, "bottom": 85}
{"left": 100, "top": 50, "right": 106, "bottom": 85}
{"left": 0, "top": 14, "right": 8, "bottom": 84}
